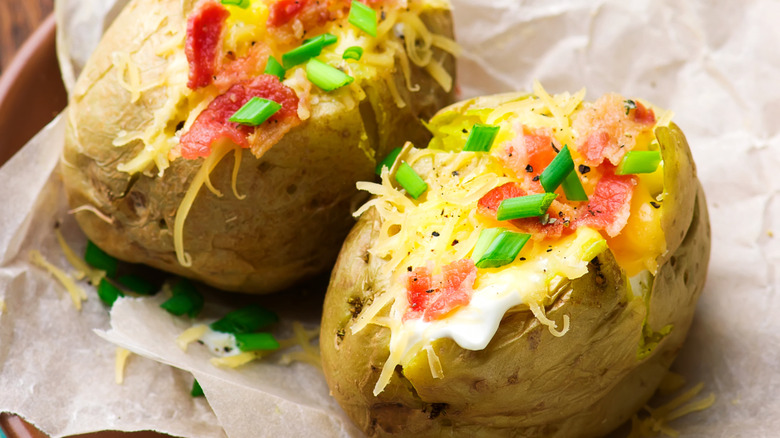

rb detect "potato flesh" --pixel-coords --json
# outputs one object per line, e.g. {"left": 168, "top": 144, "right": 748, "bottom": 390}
{"left": 320, "top": 94, "right": 710, "bottom": 436}
{"left": 60, "top": 0, "right": 456, "bottom": 293}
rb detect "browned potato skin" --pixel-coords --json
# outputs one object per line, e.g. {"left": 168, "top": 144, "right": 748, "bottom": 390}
{"left": 320, "top": 116, "right": 710, "bottom": 436}
{"left": 60, "top": 0, "right": 455, "bottom": 293}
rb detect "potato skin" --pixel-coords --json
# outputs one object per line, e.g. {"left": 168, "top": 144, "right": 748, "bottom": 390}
{"left": 61, "top": 0, "right": 455, "bottom": 293}
{"left": 320, "top": 98, "right": 710, "bottom": 436}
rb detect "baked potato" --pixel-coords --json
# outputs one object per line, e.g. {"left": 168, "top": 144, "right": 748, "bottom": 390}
{"left": 61, "top": 0, "right": 456, "bottom": 293}
{"left": 321, "top": 84, "right": 710, "bottom": 437}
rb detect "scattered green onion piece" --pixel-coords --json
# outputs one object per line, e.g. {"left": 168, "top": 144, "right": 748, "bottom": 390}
{"left": 471, "top": 228, "right": 505, "bottom": 262}
{"left": 561, "top": 170, "right": 589, "bottom": 201}
{"left": 539, "top": 145, "right": 574, "bottom": 193}
{"left": 462, "top": 124, "right": 500, "bottom": 152}
{"left": 235, "top": 332, "right": 281, "bottom": 352}
{"left": 281, "top": 33, "right": 338, "bottom": 68}
{"left": 348, "top": 1, "right": 378, "bottom": 37}
{"left": 305, "top": 59, "right": 354, "bottom": 91}
{"left": 97, "top": 278, "right": 124, "bottom": 307}
{"left": 264, "top": 56, "right": 286, "bottom": 81}
{"left": 496, "top": 193, "right": 557, "bottom": 221}
{"left": 85, "top": 240, "right": 118, "bottom": 278}
{"left": 616, "top": 150, "right": 662, "bottom": 175}
{"left": 160, "top": 278, "right": 204, "bottom": 318}
{"left": 117, "top": 274, "right": 156, "bottom": 295}
{"left": 475, "top": 230, "right": 531, "bottom": 269}
{"left": 228, "top": 97, "right": 281, "bottom": 126}
{"left": 343, "top": 46, "right": 364, "bottom": 61}
{"left": 191, "top": 379, "right": 205, "bottom": 397}
{"left": 210, "top": 304, "right": 279, "bottom": 335}
{"left": 221, "top": 0, "right": 250, "bottom": 8}
{"left": 394, "top": 162, "right": 428, "bottom": 199}
{"left": 375, "top": 147, "right": 402, "bottom": 175}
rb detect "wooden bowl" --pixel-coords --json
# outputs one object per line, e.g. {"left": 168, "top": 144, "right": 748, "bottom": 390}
{"left": 0, "top": 14, "right": 177, "bottom": 438}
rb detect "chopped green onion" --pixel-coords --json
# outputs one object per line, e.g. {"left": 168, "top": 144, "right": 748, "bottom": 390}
{"left": 191, "top": 379, "right": 204, "bottom": 397}
{"left": 160, "top": 278, "right": 204, "bottom": 318}
{"left": 85, "top": 240, "right": 118, "bottom": 278}
{"left": 348, "top": 1, "right": 378, "bottom": 37}
{"left": 561, "top": 171, "right": 588, "bottom": 201}
{"left": 375, "top": 147, "right": 402, "bottom": 175}
{"left": 616, "top": 150, "right": 662, "bottom": 175}
{"left": 264, "top": 56, "right": 286, "bottom": 81}
{"left": 305, "top": 59, "right": 354, "bottom": 91}
{"left": 394, "top": 162, "right": 428, "bottom": 199}
{"left": 97, "top": 278, "right": 124, "bottom": 307}
{"left": 229, "top": 97, "right": 281, "bottom": 126}
{"left": 117, "top": 275, "right": 157, "bottom": 295}
{"left": 624, "top": 99, "right": 637, "bottom": 115}
{"left": 343, "top": 46, "right": 364, "bottom": 61}
{"left": 539, "top": 145, "right": 574, "bottom": 193}
{"left": 471, "top": 228, "right": 505, "bottom": 262}
{"left": 281, "top": 33, "right": 338, "bottom": 68}
{"left": 235, "top": 332, "right": 281, "bottom": 351}
{"left": 221, "top": 0, "right": 250, "bottom": 7}
{"left": 475, "top": 230, "right": 531, "bottom": 269}
{"left": 496, "top": 193, "right": 557, "bottom": 221}
{"left": 462, "top": 124, "right": 500, "bottom": 152}
{"left": 210, "top": 304, "right": 279, "bottom": 335}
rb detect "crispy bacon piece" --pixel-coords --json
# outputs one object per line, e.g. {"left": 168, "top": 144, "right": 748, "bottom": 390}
{"left": 179, "top": 75, "right": 299, "bottom": 159}
{"left": 573, "top": 170, "right": 637, "bottom": 237}
{"left": 500, "top": 126, "right": 559, "bottom": 191}
{"left": 405, "top": 259, "right": 477, "bottom": 322}
{"left": 573, "top": 93, "right": 656, "bottom": 167}
{"left": 186, "top": 0, "right": 230, "bottom": 90}
{"left": 477, "top": 183, "right": 575, "bottom": 239}
{"left": 268, "top": 0, "right": 310, "bottom": 27}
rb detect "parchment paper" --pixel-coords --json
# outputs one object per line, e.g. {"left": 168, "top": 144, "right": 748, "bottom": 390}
{"left": 2, "top": 0, "right": 778, "bottom": 436}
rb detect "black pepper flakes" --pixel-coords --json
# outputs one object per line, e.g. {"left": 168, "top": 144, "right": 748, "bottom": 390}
{"left": 525, "top": 164, "right": 534, "bottom": 173}
{"left": 451, "top": 240, "right": 459, "bottom": 246}
{"left": 578, "top": 164, "right": 591, "bottom": 174}
{"left": 551, "top": 142, "right": 560, "bottom": 153}
{"left": 462, "top": 128, "right": 468, "bottom": 134}
{"left": 407, "top": 266, "right": 413, "bottom": 272}
{"left": 519, "top": 257, "right": 526, "bottom": 261}
{"left": 650, "top": 201, "right": 661, "bottom": 209}
{"left": 432, "top": 231, "right": 440, "bottom": 237}
{"left": 532, "top": 175, "right": 540, "bottom": 182}
{"left": 546, "top": 248, "right": 553, "bottom": 253}
{"left": 425, "top": 289, "right": 435, "bottom": 294}
{"left": 452, "top": 170, "right": 459, "bottom": 177}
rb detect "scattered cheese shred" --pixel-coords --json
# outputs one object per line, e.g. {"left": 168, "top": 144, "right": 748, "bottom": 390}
{"left": 55, "top": 227, "right": 105, "bottom": 286}
{"left": 210, "top": 351, "right": 258, "bottom": 368}
{"left": 29, "top": 250, "right": 87, "bottom": 311}
{"left": 68, "top": 205, "right": 114, "bottom": 224}
{"left": 0, "top": 298, "right": 6, "bottom": 313}
{"left": 115, "top": 347, "right": 132, "bottom": 384}
{"left": 629, "top": 382, "right": 716, "bottom": 438}
{"left": 177, "top": 324, "right": 209, "bottom": 352}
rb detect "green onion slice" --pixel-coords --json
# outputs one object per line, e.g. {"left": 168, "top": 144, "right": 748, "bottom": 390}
{"left": 160, "top": 278, "right": 204, "bottom": 318}
{"left": 97, "top": 278, "right": 124, "bottom": 307}
{"left": 463, "top": 124, "right": 500, "bottom": 152}
{"left": 348, "top": 1, "right": 378, "bottom": 37}
{"left": 616, "top": 150, "right": 662, "bottom": 175}
{"left": 376, "top": 147, "right": 402, "bottom": 175}
{"left": 475, "top": 230, "right": 531, "bottom": 269}
{"left": 471, "top": 228, "right": 505, "bottom": 262}
{"left": 191, "top": 379, "right": 205, "bottom": 397}
{"left": 539, "top": 145, "right": 574, "bottom": 193}
{"left": 85, "top": 241, "right": 118, "bottom": 278}
{"left": 264, "top": 56, "right": 286, "bottom": 81}
{"left": 235, "top": 332, "right": 281, "bottom": 351}
{"left": 229, "top": 97, "right": 281, "bottom": 126}
{"left": 305, "top": 59, "right": 354, "bottom": 91}
{"left": 117, "top": 275, "right": 157, "bottom": 295}
{"left": 561, "top": 170, "right": 588, "bottom": 201}
{"left": 343, "top": 46, "right": 364, "bottom": 61}
{"left": 210, "top": 304, "right": 279, "bottom": 335}
{"left": 395, "top": 162, "right": 428, "bottom": 199}
{"left": 496, "top": 193, "right": 557, "bottom": 221}
{"left": 221, "top": 0, "right": 250, "bottom": 7}
{"left": 281, "top": 33, "right": 338, "bottom": 68}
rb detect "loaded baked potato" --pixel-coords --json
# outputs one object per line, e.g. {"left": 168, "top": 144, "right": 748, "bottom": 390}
{"left": 61, "top": 0, "right": 456, "bottom": 293}
{"left": 321, "top": 84, "right": 710, "bottom": 437}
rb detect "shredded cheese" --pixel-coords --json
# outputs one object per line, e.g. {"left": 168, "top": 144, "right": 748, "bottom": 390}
{"left": 29, "top": 250, "right": 87, "bottom": 311}
{"left": 68, "top": 205, "right": 114, "bottom": 224}
{"left": 55, "top": 228, "right": 105, "bottom": 286}
{"left": 629, "top": 382, "right": 716, "bottom": 437}
{"left": 115, "top": 347, "right": 132, "bottom": 384}
{"left": 177, "top": 324, "right": 209, "bottom": 352}
{"left": 0, "top": 298, "right": 6, "bottom": 313}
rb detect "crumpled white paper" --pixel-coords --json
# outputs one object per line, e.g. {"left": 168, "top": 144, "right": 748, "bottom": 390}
{"left": 2, "top": 0, "right": 779, "bottom": 436}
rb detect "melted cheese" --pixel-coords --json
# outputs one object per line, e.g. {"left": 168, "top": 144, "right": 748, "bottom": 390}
{"left": 29, "top": 250, "right": 87, "bottom": 311}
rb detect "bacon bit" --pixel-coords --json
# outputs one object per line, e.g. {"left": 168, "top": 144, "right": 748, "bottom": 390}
{"left": 500, "top": 126, "right": 559, "bottom": 191}
{"left": 405, "top": 260, "right": 477, "bottom": 322}
{"left": 573, "top": 93, "right": 656, "bottom": 167}
{"left": 213, "top": 45, "right": 271, "bottom": 93}
{"left": 574, "top": 170, "right": 637, "bottom": 237}
{"left": 267, "top": 0, "right": 347, "bottom": 45}
{"left": 180, "top": 75, "right": 299, "bottom": 159}
{"left": 268, "top": 0, "right": 309, "bottom": 27}
{"left": 186, "top": 0, "right": 230, "bottom": 90}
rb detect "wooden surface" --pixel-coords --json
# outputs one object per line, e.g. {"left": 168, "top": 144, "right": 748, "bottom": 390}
{"left": 0, "top": 0, "right": 54, "bottom": 73}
